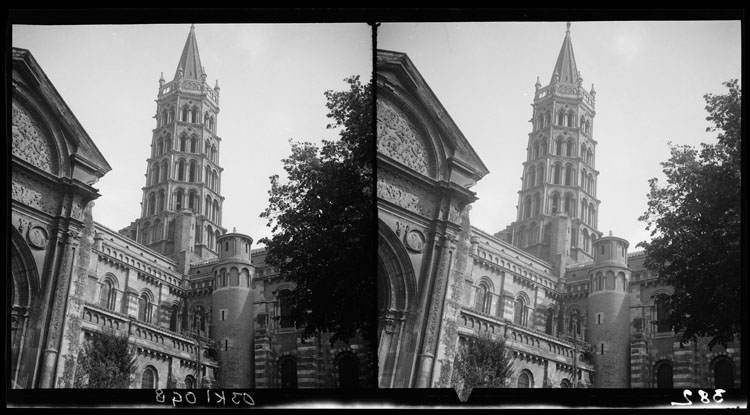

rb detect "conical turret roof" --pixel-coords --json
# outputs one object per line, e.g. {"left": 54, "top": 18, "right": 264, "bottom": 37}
{"left": 550, "top": 22, "right": 579, "bottom": 85}
{"left": 174, "top": 24, "right": 204, "bottom": 81}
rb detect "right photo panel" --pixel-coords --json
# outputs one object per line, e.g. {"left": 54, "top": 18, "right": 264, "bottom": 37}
{"left": 375, "top": 21, "right": 742, "bottom": 400}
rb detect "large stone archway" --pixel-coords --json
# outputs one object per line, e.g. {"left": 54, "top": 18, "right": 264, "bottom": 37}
{"left": 377, "top": 219, "right": 418, "bottom": 388}
{"left": 9, "top": 226, "right": 42, "bottom": 389}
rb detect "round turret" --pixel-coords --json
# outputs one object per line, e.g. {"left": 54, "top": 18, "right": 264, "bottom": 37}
{"left": 211, "top": 230, "right": 255, "bottom": 388}
{"left": 587, "top": 232, "right": 631, "bottom": 387}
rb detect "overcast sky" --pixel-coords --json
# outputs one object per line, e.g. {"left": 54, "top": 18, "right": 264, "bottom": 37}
{"left": 378, "top": 20, "right": 741, "bottom": 250}
{"left": 12, "top": 23, "right": 372, "bottom": 248}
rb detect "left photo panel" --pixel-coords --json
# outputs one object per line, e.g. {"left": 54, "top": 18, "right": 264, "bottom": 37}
{"left": 9, "top": 23, "right": 376, "bottom": 391}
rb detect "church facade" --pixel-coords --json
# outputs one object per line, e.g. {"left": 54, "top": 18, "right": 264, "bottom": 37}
{"left": 376, "top": 25, "right": 740, "bottom": 389}
{"left": 9, "top": 26, "right": 374, "bottom": 390}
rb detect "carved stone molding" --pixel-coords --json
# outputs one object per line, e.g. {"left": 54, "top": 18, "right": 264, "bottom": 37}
{"left": 377, "top": 169, "right": 436, "bottom": 218}
{"left": 11, "top": 101, "right": 54, "bottom": 174}
{"left": 11, "top": 181, "right": 44, "bottom": 211}
{"left": 11, "top": 170, "right": 57, "bottom": 215}
{"left": 28, "top": 226, "right": 49, "bottom": 249}
{"left": 377, "top": 100, "right": 432, "bottom": 177}
{"left": 404, "top": 228, "right": 426, "bottom": 253}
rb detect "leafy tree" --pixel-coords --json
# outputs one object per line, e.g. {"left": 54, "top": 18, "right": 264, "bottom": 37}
{"left": 637, "top": 79, "right": 741, "bottom": 348}
{"left": 451, "top": 334, "right": 514, "bottom": 402}
{"left": 259, "top": 75, "right": 375, "bottom": 346}
{"left": 74, "top": 330, "right": 137, "bottom": 388}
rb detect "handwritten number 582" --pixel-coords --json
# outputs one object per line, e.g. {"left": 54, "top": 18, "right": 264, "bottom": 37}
{"left": 672, "top": 389, "right": 725, "bottom": 406}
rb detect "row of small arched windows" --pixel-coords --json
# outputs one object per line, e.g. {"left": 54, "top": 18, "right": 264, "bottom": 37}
{"left": 519, "top": 192, "right": 595, "bottom": 220}
{"left": 157, "top": 106, "right": 216, "bottom": 132}
{"left": 144, "top": 188, "right": 220, "bottom": 220}
{"left": 148, "top": 159, "right": 220, "bottom": 190}
{"left": 534, "top": 110, "right": 592, "bottom": 134}
{"left": 152, "top": 135, "right": 218, "bottom": 163}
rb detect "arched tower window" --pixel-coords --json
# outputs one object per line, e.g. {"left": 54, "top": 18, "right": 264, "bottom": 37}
{"left": 550, "top": 192, "right": 560, "bottom": 214}
{"left": 210, "top": 145, "right": 217, "bottom": 162}
{"left": 655, "top": 360, "right": 673, "bottom": 388}
{"left": 189, "top": 160, "right": 197, "bottom": 182}
{"left": 654, "top": 294, "right": 671, "bottom": 333}
{"left": 215, "top": 231, "right": 221, "bottom": 251}
{"left": 153, "top": 219, "right": 162, "bottom": 242}
{"left": 158, "top": 190, "right": 165, "bottom": 212}
{"left": 582, "top": 229, "right": 590, "bottom": 252}
{"left": 564, "top": 164, "right": 573, "bottom": 186}
{"left": 589, "top": 203, "right": 595, "bottom": 226}
{"left": 533, "top": 193, "right": 541, "bottom": 216}
{"left": 532, "top": 142, "right": 540, "bottom": 160}
{"left": 206, "top": 225, "right": 214, "bottom": 248}
{"left": 161, "top": 159, "right": 168, "bottom": 182}
{"left": 192, "top": 305, "right": 206, "bottom": 335}
{"left": 279, "top": 357, "right": 297, "bottom": 389}
{"left": 188, "top": 190, "right": 198, "bottom": 213}
{"left": 169, "top": 305, "right": 180, "bottom": 332}
{"left": 212, "top": 170, "right": 219, "bottom": 191}
{"left": 526, "top": 166, "right": 536, "bottom": 189}
{"left": 713, "top": 358, "right": 734, "bottom": 389}
{"left": 537, "top": 164, "right": 545, "bottom": 186}
{"left": 523, "top": 195, "right": 532, "bottom": 220}
{"left": 566, "top": 140, "right": 573, "bottom": 157}
{"left": 141, "top": 366, "right": 158, "bottom": 389}
{"left": 178, "top": 159, "right": 186, "bottom": 181}
{"left": 185, "top": 375, "right": 195, "bottom": 389}
{"left": 100, "top": 278, "right": 117, "bottom": 310}
{"left": 555, "top": 138, "right": 564, "bottom": 156}
{"left": 175, "top": 189, "right": 184, "bottom": 211}
{"left": 514, "top": 295, "right": 527, "bottom": 326}
{"left": 557, "top": 109, "right": 565, "bottom": 126}
{"left": 587, "top": 148, "right": 593, "bottom": 167}
{"left": 191, "top": 107, "right": 199, "bottom": 123}
{"left": 545, "top": 308, "right": 555, "bottom": 335}
{"left": 278, "top": 289, "right": 294, "bottom": 328}
{"left": 181, "top": 106, "right": 189, "bottom": 122}
{"left": 564, "top": 194, "right": 573, "bottom": 215}
{"left": 205, "top": 195, "right": 211, "bottom": 217}
{"left": 518, "top": 370, "right": 533, "bottom": 388}
{"left": 568, "top": 309, "right": 582, "bottom": 339}
{"left": 553, "top": 162, "right": 562, "bottom": 184}
{"left": 567, "top": 111, "right": 574, "bottom": 127}
{"left": 212, "top": 200, "right": 219, "bottom": 223}
{"left": 180, "top": 135, "right": 188, "bottom": 152}
{"left": 138, "top": 292, "right": 153, "bottom": 323}
{"left": 190, "top": 136, "right": 198, "bottom": 153}
{"left": 148, "top": 193, "right": 156, "bottom": 216}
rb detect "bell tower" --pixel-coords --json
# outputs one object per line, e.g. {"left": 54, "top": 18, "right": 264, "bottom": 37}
{"left": 121, "top": 24, "right": 225, "bottom": 273}
{"left": 507, "top": 23, "right": 601, "bottom": 272}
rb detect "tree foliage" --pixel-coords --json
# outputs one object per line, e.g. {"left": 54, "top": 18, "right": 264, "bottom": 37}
{"left": 74, "top": 330, "right": 137, "bottom": 388}
{"left": 637, "top": 79, "right": 741, "bottom": 348}
{"left": 260, "top": 75, "right": 375, "bottom": 346}
{"left": 451, "top": 335, "right": 514, "bottom": 402}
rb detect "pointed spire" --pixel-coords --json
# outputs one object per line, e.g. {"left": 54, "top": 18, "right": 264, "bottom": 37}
{"left": 535, "top": 75, "right": 541, "bottom": 90}
{"left": 550, "top": 22, "right": 579, "bottom": 85}
{"left": 159, "top": 71, "right": 165, "bottom": 86}
{"left": 174, "top": 24, "right": 204, "bottom": 81}
{"left": 214, "top": 79, "right": 220, "bottom": 91}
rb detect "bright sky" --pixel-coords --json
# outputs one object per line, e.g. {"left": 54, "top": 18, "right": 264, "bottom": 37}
{"left": 12, "top": 23, "right": 373, "bottom": 248}
{"left": 378, "top": 21, "right": 741, "bottom": 250}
